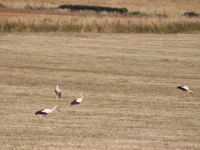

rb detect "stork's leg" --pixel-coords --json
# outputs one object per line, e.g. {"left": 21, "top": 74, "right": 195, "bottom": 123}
{"left": 75, "top": 105, "right": 80, "bottom": 112}
{"left": 39, "top": 115, "right": 43, "bottom": 123}
{"left": 183, "top": 91, "right": 186, "bottom": 97}
{"left": 43, "top": 115, "right": 46, "bottom": 121}
{"left": 72, "top": 105, "right": 76, "bottom": 113}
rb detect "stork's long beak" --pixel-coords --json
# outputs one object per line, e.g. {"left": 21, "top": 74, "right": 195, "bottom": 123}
{"left": 56, "top": 108, "right": 61, "bottom": 111}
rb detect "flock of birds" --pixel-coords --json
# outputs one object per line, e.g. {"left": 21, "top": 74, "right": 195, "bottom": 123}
{"left": 35, "top": 82, "right": 193, "bottom": 123}
{"left": 35, "top": 82, "right": 85, "bottom": 123}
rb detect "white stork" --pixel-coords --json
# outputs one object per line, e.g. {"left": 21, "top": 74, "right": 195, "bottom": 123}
{"left": 71, "top": 93, "right": 85, "bottom": 111}
{"left": 177, "top": 86, "right": 193, "bottom": 96}
{"left": 55, "top": 82, "right": 61, "bottom": 99}
{"left": 35, "top": 106, "right": 60, "bottom": 122}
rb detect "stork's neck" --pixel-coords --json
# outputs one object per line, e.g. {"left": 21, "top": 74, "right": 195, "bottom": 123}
{"left": 52, "top": 106, "right": 57, "bottom": 111}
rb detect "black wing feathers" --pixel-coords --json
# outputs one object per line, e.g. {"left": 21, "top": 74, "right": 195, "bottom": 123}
{"left": 35, "top": 109, "right": 47, "bottom": 115}
{"left": 71, "top": 99, "right": 80, "bottom": 105}
{"left": 58, "top": 92, "right": 61, "bottom": 98}
{"left": 177, "top": 86, "right": 186, "bottom": 91}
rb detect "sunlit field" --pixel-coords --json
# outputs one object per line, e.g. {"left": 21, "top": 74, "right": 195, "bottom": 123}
{"left": 0, "top": 33, "right": 200, "bottom": 149}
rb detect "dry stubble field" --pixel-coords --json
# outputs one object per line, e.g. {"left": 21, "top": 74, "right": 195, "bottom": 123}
{"left": 0, "top": 33, "right": 200, "bottom": 150}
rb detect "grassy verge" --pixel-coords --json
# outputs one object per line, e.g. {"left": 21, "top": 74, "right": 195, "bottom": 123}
{"left": 0, "top": 15, "right": 200, "bottom": 33}
{"left": 0, "top": 0, "right": 200, "bottom": 33}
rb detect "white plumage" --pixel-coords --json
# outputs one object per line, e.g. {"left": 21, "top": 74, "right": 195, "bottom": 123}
{"left": 71, "top": 93, "right": 84, "bottom": 106}
{"left": 177, "top": 86, "right": 193, "bottom": 96}
{"left": 55, "top": 82, "right": 61, "bottom": 99}
{"left": 35, "top": 106, "right": 60, "bottom": 122}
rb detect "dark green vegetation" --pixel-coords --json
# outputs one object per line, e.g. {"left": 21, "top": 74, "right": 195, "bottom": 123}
{"left": 0, "top": 2, "right": 5, "bottom": 8}
{"left": 183, "top": 12, "right": 200, "bottom": 18}
{"left": 58, "top": 4, "right": 128, "bottom": 14}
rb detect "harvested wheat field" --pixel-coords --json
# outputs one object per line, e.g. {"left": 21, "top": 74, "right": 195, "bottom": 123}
{"left": 0, "top": 33, "right": 200, "bottom": 150}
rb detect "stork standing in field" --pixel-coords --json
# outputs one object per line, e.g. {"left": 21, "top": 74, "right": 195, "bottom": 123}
{"left": 55, "top": 82, "right": 61, "bottom": 99}
{"left": 35, "top": 106, "right": 60, "bottom": 122}
{"left": 177, "top": 86, "right": 193, "bottom": 96}
{"left": 71, "top": 93, "right": 85, "bottom": 111}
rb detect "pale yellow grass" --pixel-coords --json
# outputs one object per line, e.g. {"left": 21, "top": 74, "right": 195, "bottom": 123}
{"left": 1, "top": 12, "right": 200, "bottom": 33}
{"left": 0, "top": 33, "right": 200, "bottom": 150}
